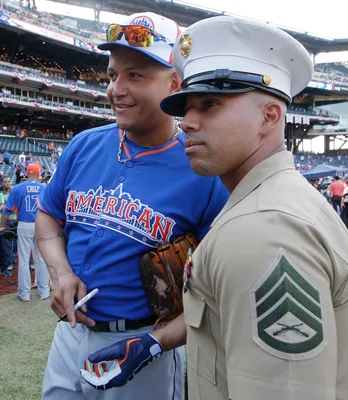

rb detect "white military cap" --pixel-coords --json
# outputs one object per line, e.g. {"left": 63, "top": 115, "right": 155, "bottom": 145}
{"left": 161, "top": 16, "right": 313, "bottom": 116}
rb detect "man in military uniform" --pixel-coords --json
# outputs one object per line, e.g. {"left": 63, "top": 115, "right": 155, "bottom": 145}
{"left": 161, "top": 15, "right": 348, "bottom": 400}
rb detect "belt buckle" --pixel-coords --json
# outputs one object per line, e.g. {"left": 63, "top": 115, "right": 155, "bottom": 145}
{"left": 109, "top": 319, "right": 126, "bottom": 332}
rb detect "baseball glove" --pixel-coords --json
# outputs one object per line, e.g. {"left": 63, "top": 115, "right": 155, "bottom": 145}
{"left": 140, "top": 233, "right": 198, "bottom": 326}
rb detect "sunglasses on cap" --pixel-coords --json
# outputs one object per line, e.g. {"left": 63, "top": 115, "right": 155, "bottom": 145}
{"left": 106, "top": 24, "right": 174, "bottom": 48}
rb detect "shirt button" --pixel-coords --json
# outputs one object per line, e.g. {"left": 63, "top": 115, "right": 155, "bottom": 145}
{"left": 119, "top": 176, "right": 125, "bottom": 182}
{"left": 126, "top": 161, "right": 133, "bottom": 168}
{"left": 96, "top": 229, "right": 104, "bottom": 237}
{"left": 84, "top": 263, "right": 90, "bottom": 270}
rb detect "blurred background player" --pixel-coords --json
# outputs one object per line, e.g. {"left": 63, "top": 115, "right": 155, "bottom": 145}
{"left": 1, "top": 163, "right": 50, "bottom": 302}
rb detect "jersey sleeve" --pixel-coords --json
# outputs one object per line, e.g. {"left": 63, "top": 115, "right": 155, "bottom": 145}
{"left": 38, "top": 141, "right": 75, "bottom": 224}
{"left": 195, "top": 177, "right": 229, "bottom": 241}
{"left": 2, "top": 188, "right": 17, "bottom": 216}
{"left": 0, "top": 193, "right": 4, "bottom": 204}
{"left": 208, "top": 211, "right": 344, "bottom": 400}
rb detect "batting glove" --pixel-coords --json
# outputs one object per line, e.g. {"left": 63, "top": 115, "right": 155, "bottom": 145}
{"left": 80, "top": 333, "right": 163, "bottom": 390}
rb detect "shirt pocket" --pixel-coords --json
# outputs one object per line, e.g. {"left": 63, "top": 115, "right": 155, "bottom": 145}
{"left": 184, "top": 289, "right": 217, "bottom": 385}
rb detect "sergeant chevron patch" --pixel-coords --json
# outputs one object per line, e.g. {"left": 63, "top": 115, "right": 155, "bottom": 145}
{"left": 250, "top": 249, "right": 327, "bottom": 361}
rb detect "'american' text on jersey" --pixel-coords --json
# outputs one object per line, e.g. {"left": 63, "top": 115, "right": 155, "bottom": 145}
{"left": 65, "top": 185, "right": 174, "bottom": 242}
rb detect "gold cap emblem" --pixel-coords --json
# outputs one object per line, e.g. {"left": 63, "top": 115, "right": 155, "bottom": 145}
{"left": 262, "top": 75, "right": 272, "bottom": 85}
{"left": 180, "top": 34, "right": 192, "bottom": 58}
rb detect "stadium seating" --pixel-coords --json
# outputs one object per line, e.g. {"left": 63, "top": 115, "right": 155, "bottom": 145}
{"left": 293, "top": 153, "right": 348, "bottom": 175}
{"left": 1, "top": 154, "right": 57, "bottom": 184}
{"left": 0, "top": 135, "right": 68, "bottom": 156}
{"left": 288, "top": 106, "right": 340, "bottom": 119}
{"left": 1, "top": 162, "right": 16, "bottom": 184}
{"left": 0, "top": 62, "right": 108, "bottom": 94}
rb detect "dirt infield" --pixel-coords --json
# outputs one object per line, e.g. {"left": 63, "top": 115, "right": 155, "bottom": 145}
{"left": 0, "top": 268, "right": 35, "bottom": 296}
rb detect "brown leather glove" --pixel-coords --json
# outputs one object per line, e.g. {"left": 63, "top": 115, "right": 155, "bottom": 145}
{"left": 140, "top": 233, "right": 199, "bottom": 326}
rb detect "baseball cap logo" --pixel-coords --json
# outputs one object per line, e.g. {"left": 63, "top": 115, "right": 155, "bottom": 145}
{"left": 130, "top": 16, "right": 154, "bottom": 30}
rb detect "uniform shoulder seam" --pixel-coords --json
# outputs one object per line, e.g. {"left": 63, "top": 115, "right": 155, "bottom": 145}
{"left": 214, "top": 209, "right": 319, "bottom": 234}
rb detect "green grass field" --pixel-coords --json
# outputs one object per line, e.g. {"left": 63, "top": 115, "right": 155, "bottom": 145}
{"left": 0, "top": 293, "right": 56, "bottom": 400}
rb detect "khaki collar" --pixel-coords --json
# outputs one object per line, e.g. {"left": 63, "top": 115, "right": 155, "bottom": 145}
{"left": 214, "top": 151, "right": 295, "bottom": 224}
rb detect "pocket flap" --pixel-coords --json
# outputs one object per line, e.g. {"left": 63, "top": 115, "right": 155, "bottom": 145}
{"left": 184, "top": 290, "right": 206, "bottom": 328}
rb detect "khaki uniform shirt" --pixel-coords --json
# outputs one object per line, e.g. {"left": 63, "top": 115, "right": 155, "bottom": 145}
{"left": 183, "top": 151, "right": 348, "bottom": 400}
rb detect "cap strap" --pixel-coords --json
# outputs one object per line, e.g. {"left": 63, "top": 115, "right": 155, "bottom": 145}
{"left": 181, "top": 69, "right": 292, "bottom": 105}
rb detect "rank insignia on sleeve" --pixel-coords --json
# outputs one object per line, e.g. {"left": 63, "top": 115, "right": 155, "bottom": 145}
{"left": 249, "top": 249, "right": 327, "bottom": 361}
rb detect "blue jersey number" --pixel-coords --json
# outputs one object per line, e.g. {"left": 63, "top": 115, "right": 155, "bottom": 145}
{"left": 25, "top": 195, "right": 39, "bottom": 212}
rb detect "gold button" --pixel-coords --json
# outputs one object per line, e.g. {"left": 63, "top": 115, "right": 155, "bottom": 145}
{"left": 262, "top": 75, "right": 272, "bottom": 85}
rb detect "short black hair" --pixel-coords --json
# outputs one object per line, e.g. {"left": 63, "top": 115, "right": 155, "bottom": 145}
{"left": 334, "top": 175, "right": 340, "bottom": 180}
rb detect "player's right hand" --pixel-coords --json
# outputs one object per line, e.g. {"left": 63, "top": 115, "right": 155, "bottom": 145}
{"left": 80, "top": 333, "right": 163, "bottom": 390}
{"left": 51, "top": 271, "right": 96, "bottom": 329}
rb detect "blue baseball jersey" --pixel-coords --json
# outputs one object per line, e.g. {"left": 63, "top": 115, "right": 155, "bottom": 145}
{"left": 3, "top": 180, "right": 45, "bottom": 222}
{"left": 39, "top": 123, "right": 229, "bottom": 321}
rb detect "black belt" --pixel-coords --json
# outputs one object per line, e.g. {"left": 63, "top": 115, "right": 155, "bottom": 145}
{"left": 88, "top": 316, "right": 157, "bottom": 333}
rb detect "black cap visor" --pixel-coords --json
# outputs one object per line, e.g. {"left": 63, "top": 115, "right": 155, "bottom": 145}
{"left": 161, "top": 83, "right": 254, "bottom": 117}
{"left": 161, "top": 69, "right": 291, "bottom": 117}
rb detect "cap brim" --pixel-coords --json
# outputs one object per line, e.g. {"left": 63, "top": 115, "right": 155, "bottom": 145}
{"left": 160, "top": 84, "right": 254, "bottom": 117}
{"left": 97, "top": 42, "right": 173, "bottom": 68}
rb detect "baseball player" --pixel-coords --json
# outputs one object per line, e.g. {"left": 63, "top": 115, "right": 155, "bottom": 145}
{"left": 1, "top": 163, "right": 50, "bottom": 301}
{"left": 35, "top": 12, "right": 229, "bottom": 400}
{"left": 160, "top": 16, "right": 348, "bottom": 400}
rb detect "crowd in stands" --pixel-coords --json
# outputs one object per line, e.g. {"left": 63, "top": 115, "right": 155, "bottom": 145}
{"left": 0, "top": 51, "right": 67, "bottom": 80}
{"left": 314, "top": 64, "right": 348, "bottom": 85}
{"left": 292, "top": 151, "right": 348, "bottom": 226}
{"left": 0, "top": 124, "right": 72, "bottom": 141}
{"left": 0, "top": 146, "right": 61, "bottom": 182}
{"left": 293, "top": 151, "right": 348, "bottom": 173}
{"left": 0, "top": 52, "right": 109, "bottom": 91}
{"left": 3, "top": 0, "right": 107, "bottom": 41}
{"left": 4, "top": 0, "right": 348, "bottom": 96}
{"left": 288, "top": 105, "right": 340, "bottom": 119}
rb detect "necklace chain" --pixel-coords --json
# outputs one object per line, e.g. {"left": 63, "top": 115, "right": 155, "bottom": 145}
{"left": 117, "top": 121, "right": 180, "bottom": 163}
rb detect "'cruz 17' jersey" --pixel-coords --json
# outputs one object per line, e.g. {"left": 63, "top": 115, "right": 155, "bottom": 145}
{"left": 38, "top": 123, "right": 229, "bottom": 322}
{"left": 3, "top": 180, "right": 45, "bottom": 222}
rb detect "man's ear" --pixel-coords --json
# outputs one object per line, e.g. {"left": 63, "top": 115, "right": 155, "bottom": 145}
{"left": 169, "top": 71, "right": 182, "bottom": 94}
{"left": 259, "top": 102, "right": 284, "bottom": 136}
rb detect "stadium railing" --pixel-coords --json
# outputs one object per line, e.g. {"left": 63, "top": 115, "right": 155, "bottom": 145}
{"left": 4, "top": 5, "right": 348, "bottom": 91}
{"left": 0, "top": 93, "right": 114, "bottom": 119}
{"left": 3, "top": 6, "right": 106, "bottom": 43}
{"left": 314, "top": 67, "right": 348, "bottom": 85}
{"left": 288, "top": 106, "right": 340, "bottom": 120}
{"left": 0, "top": 62, "right": 108, "bottom": 94}
{"left": 0, "top": 135, "right": 68, "bottom": 156}
{"left": 0, "top": 93, "right": 339, "bottom": 124}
